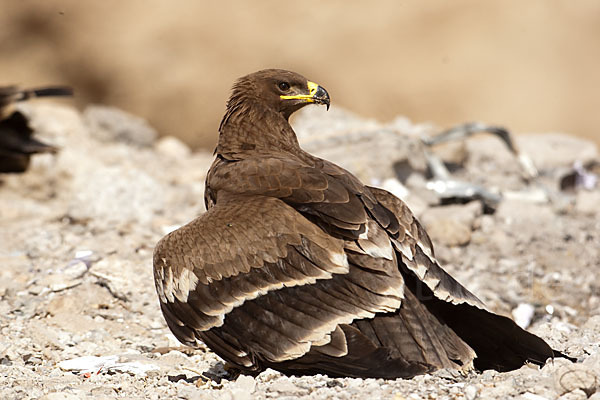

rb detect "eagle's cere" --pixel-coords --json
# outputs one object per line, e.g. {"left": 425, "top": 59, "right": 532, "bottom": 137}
{"left": 153, "top": 69, "right": 565, "bottom": 378}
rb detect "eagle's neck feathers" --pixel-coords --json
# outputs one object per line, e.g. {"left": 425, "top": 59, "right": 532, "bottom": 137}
{"left": 217, "top": 93, "right": 300, "bottom": 159}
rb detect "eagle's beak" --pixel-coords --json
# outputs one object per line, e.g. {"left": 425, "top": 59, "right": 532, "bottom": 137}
{"left": 280, "top": 81, "right": 331, "bottom": 110}
{"left": 308, "top": 81, "right": 330, "bottom": 110}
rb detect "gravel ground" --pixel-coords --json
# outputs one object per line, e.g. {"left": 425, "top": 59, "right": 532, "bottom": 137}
{"left": 1, "top": 104, "right": 599, "bottom": 400}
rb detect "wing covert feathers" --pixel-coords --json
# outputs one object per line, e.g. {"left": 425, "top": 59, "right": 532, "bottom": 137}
{"left": 154, "top": 194, "right": 410, "bottom": 368}
{"left": 154, "top": 194, "right": 349, "bottom": 314}
{"left": 368, "top": 186, "right": 485, "bottom": 309}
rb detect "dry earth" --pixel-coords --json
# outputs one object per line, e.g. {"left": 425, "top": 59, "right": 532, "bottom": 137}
{"left": 1, "top": 103, "right": 599, "bottom": 399}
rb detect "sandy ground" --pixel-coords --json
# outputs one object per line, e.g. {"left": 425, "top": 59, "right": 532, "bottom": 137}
{"left": 1, "top": 103, "right": 599, "bottom": 399}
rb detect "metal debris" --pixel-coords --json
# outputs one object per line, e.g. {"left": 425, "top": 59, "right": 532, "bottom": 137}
{"left": 560, "top": 160, "right": 600, "bottom": 191}
{"left": 421, "top": 122, "right": 538, "bottom": 179}
{"left": 421, "top": 122, "right": 543, "bottom": 210}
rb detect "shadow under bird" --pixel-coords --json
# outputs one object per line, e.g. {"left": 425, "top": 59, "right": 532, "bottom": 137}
{"left": 153, "top": 69, "right": 570, "bottom": 378}
{"left": 0, "top": 85, "right": 73, "bottom": 173}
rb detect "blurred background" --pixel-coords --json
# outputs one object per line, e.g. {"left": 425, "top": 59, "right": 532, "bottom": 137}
{"left": 1, "top": 0, "right": 599, "bottom": 149}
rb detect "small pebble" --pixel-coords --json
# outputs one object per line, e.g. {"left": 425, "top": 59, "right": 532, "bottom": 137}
{"left": 464, "top": 384, "right": 479, "bottom": 400}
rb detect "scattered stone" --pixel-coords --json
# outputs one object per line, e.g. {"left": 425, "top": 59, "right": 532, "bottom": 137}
{"left": 39, "top": 393, "right": 81, "bottom": 400}
{"left": 32, "top": 260, "right": 89, "bottom": 294}
{"left": 520, "top": 393, "right": 550, "bottom": 400}
{"left": 495, "top": 198, "right": 555, "bottom": 225}
{"left": 503, "top": 188, "right": 550, "bottom": 204}
{"left": 431, "top": 140, "right": 468, "bottom": 166}
{"left": 556, "top": 364, "right": 598, "bottom": 397}
{"left": 464, "top": 384, "right": 479, "bottom": 400}
{"left": 89, "top": 258, "right": 132, "bottom": 301}
{"left": 84, "top": 105, "right": 157, "bottom": 146}
{"left": 575, "top": 190, "right": 600, "bottom": 215}
{"left": 557, "top": 389, "right": 589, "bottom": 400}
{"left": 233, "top": 375, "right": 256, "bottom": 393}
{"left": 23, "top": 354, "right": 43, "bottom": 365}
{"left": 227, "top": 375, "right": 256, "bottom": 400}
{"left": 66, "top": 161, "right": 166, "bottom": 226}
{"left": 155, "top": 136, "right": 191, "bottom": 159}
{"left": 256, "top": 368, "right": 282, "bottom": 383}
{"left": 269, "top": 377, "right": 306, "bottom": 395}
{"left": 420, "top": 201, "right": 482, "bottom": 246}
{"left": 512, "top": 303, "right": 535, "bottom": 329}
{"left": 517, "top": 134, "right": 598, "bottom": 170}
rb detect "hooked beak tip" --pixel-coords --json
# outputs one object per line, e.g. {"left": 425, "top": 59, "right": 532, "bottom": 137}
{"left": 314, "top": 85, "right": 330, "bottom": 110}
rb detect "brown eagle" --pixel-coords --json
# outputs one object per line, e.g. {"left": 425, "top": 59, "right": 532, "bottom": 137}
{"left": 153, "top": 69, "right": 564, "bottom": 378}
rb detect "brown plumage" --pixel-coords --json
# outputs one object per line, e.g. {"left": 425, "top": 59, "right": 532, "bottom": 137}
{"left": 154, "top": 69, "right": 566, "bottom": 378}
{"left": 0, "top": 85, "right": 73, "bottom": 173}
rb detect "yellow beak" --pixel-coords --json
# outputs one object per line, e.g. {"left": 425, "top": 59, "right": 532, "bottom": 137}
{"left": 280, "top": 81, "right": 330, "bottom": 110}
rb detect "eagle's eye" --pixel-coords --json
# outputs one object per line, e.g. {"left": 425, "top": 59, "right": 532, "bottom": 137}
{"left": 278, "top": 82, "right": 290, "bottom": 92}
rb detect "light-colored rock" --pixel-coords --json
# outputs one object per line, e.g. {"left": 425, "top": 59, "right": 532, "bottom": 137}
{"left": 512, "top": 303, "right": 535, "bottom": 329}
{"left": 464, "top": 384, "right": 479, "bottom": 400}
{"left": 575, "top": 190, "right": 600, "bottom": 215}
{"left": 268, "top": 377, "right": 306, "bottom": 395}
{"left": 39, "top": 393, "right": 81, "bottom": 400}
{"left": 558, "top": 389, "right": 590, "bottom": 400}
{"left": 233, "top": 375, "right": 256, "bottom": 393}
{"left": 517, "top": 134, "right": 598, "bottom": 170}
{"left": 555, "top": 364, "right": 598, "bottom": 397}
{"left": 431, "top": 140, "right": 468, "bottom": 166}
{"left": 155, "top": 136, "right": 191, "bottom": 159}
{"left": 495, "top": 198, "right": 555, "bottom": 225}
{"left": 84, "top": 105, "right": 157, "bottom": 146}
{"left": 420, "top": 201, "right": 482, "bottom": 246}
{"left": 520, "top": 393, "right": 549, "bottom": 400}
{"left": 67, "top": 162, "right": 166, "bottom": 226}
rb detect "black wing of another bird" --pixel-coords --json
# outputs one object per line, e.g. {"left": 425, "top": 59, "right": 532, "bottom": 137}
{"left": 0, "top": 85, "right": 73, "bottom": 111}
{"left": 0, "top": 85, "right": 72, "bottom": 173}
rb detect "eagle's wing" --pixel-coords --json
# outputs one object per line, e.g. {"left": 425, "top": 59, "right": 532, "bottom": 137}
{"left": 368, "top": 186, "right": 486, "bottom": 308}
{"left": 153, "top": 192, "right": 415, "bottom": 374}
{"left": 368, "top": 186, "right": 558, "bottom": 371}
